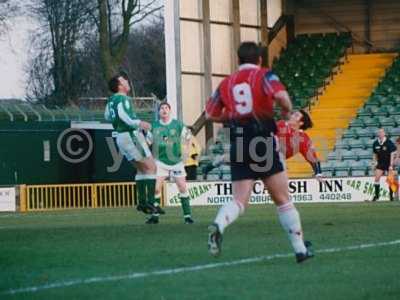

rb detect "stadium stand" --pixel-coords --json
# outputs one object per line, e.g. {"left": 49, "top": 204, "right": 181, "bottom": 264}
{"left": 321, "top": 55, "right": 400, "bottom": 177}
{"left": 287, "top": 53, "right": 397, "bottom": 177}
{"left": 273, "top": 32, "right": 351, "bottom": 109}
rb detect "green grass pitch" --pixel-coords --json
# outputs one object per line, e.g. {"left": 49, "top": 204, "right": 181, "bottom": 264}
{"left": 1, "top": 203, "right": 399, "bottom": 299}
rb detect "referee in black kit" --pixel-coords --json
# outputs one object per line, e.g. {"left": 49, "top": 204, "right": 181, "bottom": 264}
{"left": 372, "top": 128, "right": 396, "bottom": 201}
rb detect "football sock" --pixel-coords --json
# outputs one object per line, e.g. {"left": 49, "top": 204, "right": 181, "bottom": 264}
{"left": 143, "top": 176, "right": 156, "bottom": 205}
{"left": 150, "top": 194, "right": 162, "bottom": 217}
{"left": 154, "top": 193, "right": 161, "bottom": 206}
{"left": 214, "top": 200, "right": 244, "bottom": 234}
{"left": 277, "top": 202, "right": 307, "bottom": 254}
{"left": 374, "top": 182, "right": 380, "bottom": 199}
{"left": 134, "top": 174, "right": 147, "bottom": 206}
{"left": 179, "top": 192, "right": 192, "bottom": 217}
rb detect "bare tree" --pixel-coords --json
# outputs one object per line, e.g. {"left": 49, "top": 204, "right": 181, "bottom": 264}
{"left": 78, "top": 15, "right": 165, "bottom": 98}
{"left": 0, "top": 0, "right": 19, "bottom": 36}
{"left": 126, "top": 16, "right": 165, "bottom": 98}
{"left": 26, "top": 0, "right": 163, "bottom": 104}
{"left": 27, "top": 0, "right": 95, "bottom": 105}
{"left": 25, "top": 45, "right": 54, "bottom": 103}
{"left": 97, "top": 0, "right": 163, "bottom": 81}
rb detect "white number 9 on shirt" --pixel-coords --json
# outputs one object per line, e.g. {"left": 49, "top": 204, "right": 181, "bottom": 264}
{"left": 232, "top": 83, "right": 253, "bottom": 115}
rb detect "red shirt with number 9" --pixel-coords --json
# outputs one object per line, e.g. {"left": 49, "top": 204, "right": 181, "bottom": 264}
{"left": 205, "top": 64, "right": 286, "bottom": 123}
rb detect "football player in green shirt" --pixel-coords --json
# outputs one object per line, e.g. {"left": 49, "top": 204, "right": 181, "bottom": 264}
{"left": 146, "top": 102, "right": 194, "bottom": 224}
{"left": 104, "top": 74, "right": 164, "bottom": 216}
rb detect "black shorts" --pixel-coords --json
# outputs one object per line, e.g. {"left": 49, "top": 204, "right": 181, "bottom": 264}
{"left": 229, "top": 119, "right": 284, "bottom": 181}
{"left": 185, "top": 165, "right": 197, "bottom": 181}
{"left": 376, "top": 163, "right": 390, "bottom": 172}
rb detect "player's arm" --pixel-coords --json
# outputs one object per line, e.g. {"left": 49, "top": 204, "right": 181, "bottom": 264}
{"left": 372, "top": 142, "right": 378, "bottom": 168}
{"left": 394, "top": 147, "right": 400, "bottom": 169}
{"left": 390, "top": 152, "right": 396, "bottom": 170}
{"left": 117, "top": 101, "right": 150, "bottom": 131}
{"left": 205, "top": 88, "right": 231, "bottom": 123}
{"left": 181, "top": 126, "right": 192, "bottom": 145}
{"left": 263, "top": 71, "right": 292, "bottom": 118}
{"left": 300, "top": 134, "right": 322, "bottom": 178}
{"left": 145, "top": 130, "right": 153, "bottom": 145}
{"left": 104, "top": 104, "right": 112, "bottom": 121}
{"left": 371, "top": 153, "right": 378, "bottom": 168}
{"left": 389, "top": 141, "right": 397, "bottom": 169}
{"left": 274, "top": 91, "right": 293, "bottom": 119}
{"left": 181, "top": 126, "right": 192, "bottom": 161}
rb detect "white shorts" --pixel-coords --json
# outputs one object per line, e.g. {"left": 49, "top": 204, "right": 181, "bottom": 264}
{"left": 116, "top": 131, "right": 152, "bottom": 162}
{"left": 156, "top": 160, "right": 186, "bottom": 178}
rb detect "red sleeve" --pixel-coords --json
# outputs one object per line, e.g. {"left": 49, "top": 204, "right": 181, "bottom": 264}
{"left": 299, "top": 133, "right": 318, "bottom": 165}
{"left": 206, "top": 88, "right": 223, "bottom": 118}
{"left": 263, "top": 70, "right": 286, "bottom": 96}
{"left": 205, "top": 86, "right": 232, "bottom": 121}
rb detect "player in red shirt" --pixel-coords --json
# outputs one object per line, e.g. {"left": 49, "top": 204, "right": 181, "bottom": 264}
{"left": 205, "top": 42, "right": 313, "bottom": 263}
{"left": 277, "top": 110, "right": 323, "bottom": 180}
{"left": 202, "top": 110, "right": 323, "bottom": 180}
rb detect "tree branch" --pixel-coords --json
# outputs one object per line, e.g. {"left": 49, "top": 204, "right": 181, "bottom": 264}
{"left": 98, "top": 0, "right": 114, "bottom": 79}
{"left": 129, "top": 5, "right": 163, "bottom": 26}
{"left": 106, "top": 0, "right": 113, "bottom": 49}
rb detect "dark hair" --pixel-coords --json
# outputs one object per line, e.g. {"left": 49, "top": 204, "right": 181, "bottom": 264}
{"left": 299, "top": 109, "right": 313, "bottom": 130}
{"left": 237, "top": 42, "right": 261, "bottom": 65}
{"left": 108, "top": 75, "right": 121, "bottom": 93}
{"left": 159, "top": 101, "right": 171, "bottom": 110}
{"left": 119, "top": 70, "right": 129, "bottom": 80}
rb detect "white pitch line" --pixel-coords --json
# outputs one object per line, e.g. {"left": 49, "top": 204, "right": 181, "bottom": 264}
{"left": 3, "top": 239, "right": 400, "bottom": 296}
{"left": 0, "top": 211, "right": 128, "bottom": 219}
{"left": 0, "top": 214, "right": 17, "bottom": 218}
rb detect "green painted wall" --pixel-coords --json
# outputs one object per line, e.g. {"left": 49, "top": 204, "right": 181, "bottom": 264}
{"left": 0, "top": 122, "right": 136, "bottom": 185}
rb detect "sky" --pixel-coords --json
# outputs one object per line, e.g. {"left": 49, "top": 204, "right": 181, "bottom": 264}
{"left": 0, "top": 16, "right": 36, "bottom": 99}
{"left": 0, "top": 0, "right": 163, "bottom": 99}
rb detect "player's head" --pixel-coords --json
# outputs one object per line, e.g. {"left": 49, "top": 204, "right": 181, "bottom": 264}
{"left": 108, "top": 74, "right": 131, "bottom": 94}
{"left": 289, "top": 110, "right": 313, "bottom": 130}
{"left": 237, "top": 42, "right": 262, "bottom": 66}
{"left": 377, "top": 128, "right": 386, "bottom": 139}
{"left": 159, "top": 101, "right": 171, "bottom": 120}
